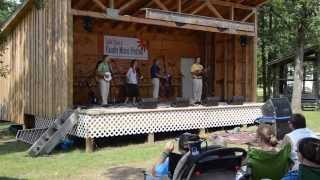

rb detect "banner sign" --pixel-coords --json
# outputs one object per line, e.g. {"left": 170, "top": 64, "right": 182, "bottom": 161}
{"left": 104, "top": 35, "right": 149, "bottom": 60}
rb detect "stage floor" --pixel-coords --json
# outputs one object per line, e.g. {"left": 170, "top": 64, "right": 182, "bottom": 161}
{"left": 73, "top": 103, "right": 263, "bottom": 138}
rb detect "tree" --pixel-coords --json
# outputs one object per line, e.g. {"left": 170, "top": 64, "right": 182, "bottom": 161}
{"left": 0, "top": 0, "right": 21, "bottom": 26}
{"left": 0, "top": 0, "right": 22, "bottom": 78}
{"left": 274, "top": 0, "right": 320, "bottom": 112}
{"left": 259, "top": 0, "right": 320, "bottom": 112}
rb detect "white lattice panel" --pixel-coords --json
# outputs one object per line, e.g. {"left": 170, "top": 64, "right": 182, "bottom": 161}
{"left": 34, "top": 117, "right": 56, "bottom": 129}
{"left": 72, "top": 104, "right": 263, "bottom": 138}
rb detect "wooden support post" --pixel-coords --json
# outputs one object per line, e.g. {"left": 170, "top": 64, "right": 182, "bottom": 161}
{"left": 148, "top": 133, "right": 155, "bottom": 144}
{"left": 230, "top": 6, "right": 234, "bottom": 20}
{"left": 178, "top": 0, "right": 182, "bottom": 13}
{"left": 109, "top": 0, "right": 114, "bottom": 9}
{"left": 86, "top": 137, "right": 94, "bottom": 153}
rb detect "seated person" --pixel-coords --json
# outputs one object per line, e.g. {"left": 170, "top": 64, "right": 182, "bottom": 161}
{"left": 246, "top": 124, "right": 291, "bottom": 180}
{"left": 253, "top": 124, "right": 278, "bottom": 151}
{"left": 281, "top": 114, "right": 318, "bottom": 171}
{"left": 149, "top": 133, "right": 199, "bottom": 178}
{"left": 150, "top": 141, "right": 175, "bottom": 177}
{"left": 282, "top": 137, "right": 320, "bottom": 180}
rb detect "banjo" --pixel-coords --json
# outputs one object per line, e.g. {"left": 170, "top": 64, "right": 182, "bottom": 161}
{"left": 104, "top": 72, "right": 112, "bottom": 82}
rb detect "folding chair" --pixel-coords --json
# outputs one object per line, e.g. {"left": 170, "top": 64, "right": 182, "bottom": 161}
{"left": 246, "top": 144, "right": 291, "bottom": 180}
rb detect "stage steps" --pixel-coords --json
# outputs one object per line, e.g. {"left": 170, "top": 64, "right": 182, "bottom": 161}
{"left": 16, "top": 128, "right": 48, "bottom": 145}
{"left": 28, "top": 109, "right": 78, "bottom": 157}
{"left": 16, "top": 116, "right": 56, "bottom": 144}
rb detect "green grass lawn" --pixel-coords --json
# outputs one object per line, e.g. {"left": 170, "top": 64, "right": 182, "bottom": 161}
{"left": 0, "top": 111, "right": 319, "bottom": 180}
{"left": 0, "top": 123, "right": 166, "bottom": 180}
{"left": 304, "top": 111, "right": 320, "bottom": 133}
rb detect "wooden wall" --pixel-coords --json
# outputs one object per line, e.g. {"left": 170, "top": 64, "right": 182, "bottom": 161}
{"left": 0, "top": 0, "right": 73, "bottom": 123}
{"left": 73, "top": 17, "right": 256, "bottom": 105}
{"left": 213, "top": 34, "right": 255, "bottom": 101}
{"left": 73, "top": 18, "right": 203, "bottom": 105}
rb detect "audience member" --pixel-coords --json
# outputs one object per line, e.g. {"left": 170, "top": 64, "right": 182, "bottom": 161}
{"left": 281, "top": 114, "right": 318, "bottom": 170}
{"left": 282, "top": 137, "right": 320, "bottom": 180}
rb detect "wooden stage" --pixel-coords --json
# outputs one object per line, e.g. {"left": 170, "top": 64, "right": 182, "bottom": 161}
{"left": 16, "top": 102, "right": 263, "bottom": 152}
{"left": 72, "top": 103, "right": 263, "bottom": 141}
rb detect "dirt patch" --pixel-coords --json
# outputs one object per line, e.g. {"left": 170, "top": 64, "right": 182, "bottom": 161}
{"left": 102, "top": 166, "right": 145, "bottom": 180}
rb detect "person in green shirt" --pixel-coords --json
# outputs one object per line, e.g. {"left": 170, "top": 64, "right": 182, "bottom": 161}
{"left": 96, "top": 55, "right": 112, "bottom": 105}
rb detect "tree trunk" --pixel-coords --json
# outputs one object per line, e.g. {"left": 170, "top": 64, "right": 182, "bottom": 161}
{"left": 315, "top": 53, "right": 320, "bottom": 98}
{"left": 260, "top": 10, "right": 267, "bottom": 102}
{"left": 291, "top": 29, "right": 305, "bottom": 113}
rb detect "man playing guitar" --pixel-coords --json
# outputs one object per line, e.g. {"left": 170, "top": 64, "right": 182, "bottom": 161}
{"left": 191, "top": 57, "right": 204, "bottom": 104}
{"left": 97, "top": 55, "right": 112, "bottom": 105}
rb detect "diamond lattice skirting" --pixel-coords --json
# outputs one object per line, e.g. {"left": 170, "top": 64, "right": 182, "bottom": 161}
{"left": 72, "top": 103, "right": 263, "bottom": 138}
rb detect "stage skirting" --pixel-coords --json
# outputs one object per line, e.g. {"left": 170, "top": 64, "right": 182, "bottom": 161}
{"left": 72, "top": 103, "right": 263, "bottom": 138}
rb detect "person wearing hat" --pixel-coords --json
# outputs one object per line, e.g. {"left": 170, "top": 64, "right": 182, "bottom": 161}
{"left": 281, "top": 114, "right": 318, "bottom": 171}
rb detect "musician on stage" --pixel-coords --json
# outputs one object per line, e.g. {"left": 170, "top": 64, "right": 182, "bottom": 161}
{"left": 150, "top": 58, "right": 162, "bottom": 99}
{"left": 97, "top": 55, "right": 112, "bottom": 105}
{"left": 124, "top": 60, "right": 142, "bottom": 105}
{"left": 191, "top": 57, "right": 204, "bottom": 104}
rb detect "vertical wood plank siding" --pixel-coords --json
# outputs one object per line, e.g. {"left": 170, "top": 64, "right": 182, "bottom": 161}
{"left": 0, "top": 0, "right": 73, "bottom": 123}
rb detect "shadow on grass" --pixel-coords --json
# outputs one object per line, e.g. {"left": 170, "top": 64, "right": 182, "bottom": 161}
{"left": 102, "top": 166, "right": 145, "bottom": 180}
{"left": 0, "top": 177, "right": 27, "bottom": 180}
{"left": 0, "top": 140, "right": 29, "bottom": 155}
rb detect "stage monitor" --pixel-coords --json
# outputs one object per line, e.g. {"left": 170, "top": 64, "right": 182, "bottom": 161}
{"left": 202, "top": 96, "right": 221, "bottom": 106}
{"left": 227, "top": 96, "right": 244, "bottom": 105}
{"left": 171, "top": 97, "right": 190, "bottom": 108}
{"left": 261, "top": 98, "right": 292, "bottom": 118}
{"left": 137, "top": 98, "right": 158, "bottom": 109}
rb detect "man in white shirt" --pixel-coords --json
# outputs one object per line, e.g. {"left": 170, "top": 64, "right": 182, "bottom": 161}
{"left": 282, "top": 113, "right": 319, "bottom": 171}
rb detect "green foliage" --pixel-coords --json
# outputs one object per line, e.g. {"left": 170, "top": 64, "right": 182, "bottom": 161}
{"left": 258, "top": 0, "right": 320, "bottom": 60}
{"left": 257, "top": 0, "right": 320, "bottom": 101}
{"left": 0, "top": 0, "right": 20, "bottom": 26}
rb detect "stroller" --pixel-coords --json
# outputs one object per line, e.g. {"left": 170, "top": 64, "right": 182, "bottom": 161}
{"left": 145, "top": 133, "right": 247, "bottom": 180}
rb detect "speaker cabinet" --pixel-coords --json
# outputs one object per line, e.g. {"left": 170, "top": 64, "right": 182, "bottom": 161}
{"left": 202, "top": 96, "right": 221, "bottom": 106}
{"left": 228, "top": 96, "right": 245, "bottom": 105}
{"left": 258, "top": 98, "right": 293, "bottom": 140}
{"left": 137, "top": 98, "right": 158, "bottom": 109}
{"left": 261, "top": 98, "right": 292, "bottom": 118}
{"left": 171, "top": 97, "right": 190, "bottom": 108}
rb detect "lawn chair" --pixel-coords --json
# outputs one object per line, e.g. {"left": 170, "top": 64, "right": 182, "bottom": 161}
{"left": 245, "top": 144, "right": 291, "bottom": 180}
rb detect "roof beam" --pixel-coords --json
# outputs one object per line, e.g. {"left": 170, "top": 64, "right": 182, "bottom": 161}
{"left": 204, "top": 0, "right": 256, "bottom": 11}
{"left": 191, "top": 2, "right": 206, "bottom": 15}
{"left": 257, "top": 0, "right": 271, "bottom": 7}
{"left": 241, "top": 10, "right": 255, "bottom": 22}
{"left": 145, "top": 8, "right": 254, "bottom": 32}
{"left": 71, "top": 9, "right": 256, "bottom": 36}
{"left": 92, "top": 0, "right": 107, "bottom": 11}
{"left": 119, "top": 0, "right": 139, "bottom": 14}
{"left": 152, "top": 0, "right": 168, "bottom": 11}
{"left": 206, "top": 1, "right": 223, "bottom": 19}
